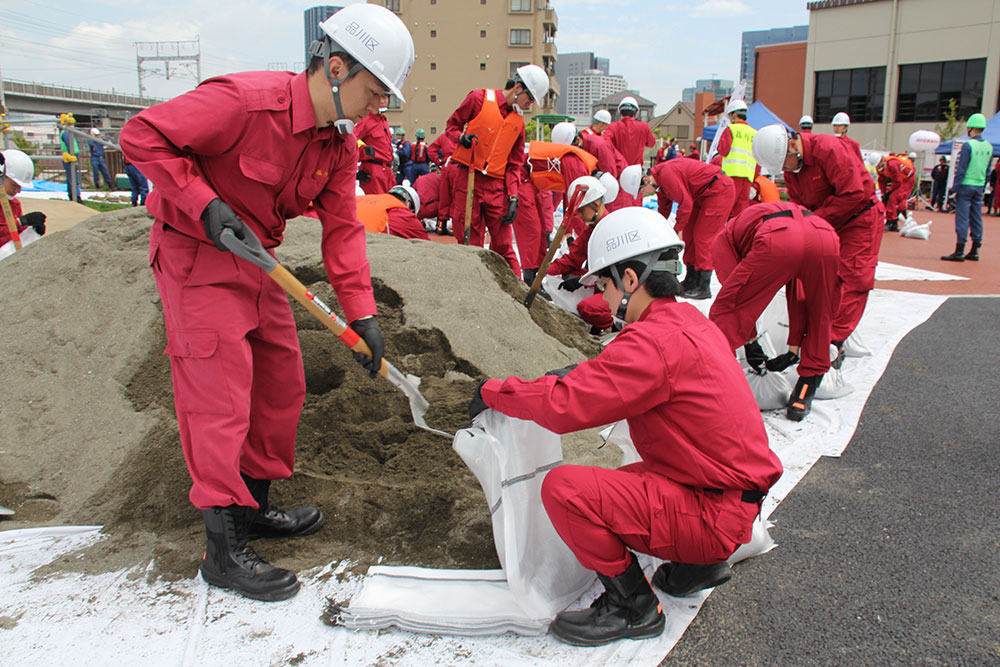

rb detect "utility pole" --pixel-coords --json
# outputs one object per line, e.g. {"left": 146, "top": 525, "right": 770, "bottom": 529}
{"left": 135, "top": 37, "right": 202, "bottom": 101}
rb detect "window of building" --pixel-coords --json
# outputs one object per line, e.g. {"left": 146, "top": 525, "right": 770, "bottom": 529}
{"left": 430, "top": 62, "right": 436, "bottom": 70}
{"left": 385, "top": 0, "right": 400, "bottom": 11}
{"left": 480, "top": 30, "right": 487, "bottom": 38}
{"left": 386, "top": 94, "right": 401, "bottom": 110}
{"left": 510, "top": 0, "right": 531, "bottom": 10}
{"left": 430, "top": 29, "right": 437, "bottom": 38}
{"left": 431, "top": 0, "right": 436, "bottom": 4}
{"left": 510, "top": 29, "right": 531, "bottom": 46}
{"left": 430, "top": 126, "right": 437, "bottom": 134}
{"left": 896, "top": 58, "right": 986, "bottom": 123}
{"left": 813, "top": 66, "right": 885, "bottom": 123}
{"left": 509, "top": 61, "right": 529, "bottom": 79}
{"left": 430, "top": 94, "right": 437, "bottom": 102}
{"left": 480, "top": 63, "right": 486, "bottom": 70}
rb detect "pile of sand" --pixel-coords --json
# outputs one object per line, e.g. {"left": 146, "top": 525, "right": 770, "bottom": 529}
{"left": 0, "top": 209, "right": 616, "bottom": 580}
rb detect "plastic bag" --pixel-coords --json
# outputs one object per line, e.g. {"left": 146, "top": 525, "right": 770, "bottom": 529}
{"left": 815, "top": 344, "right": 854, "bottom": 400}
{"left": 901, "top": 219, "right": 931, "bottom": 240}
{"left": 541, "top": 273, "right": 589, "bottom": 317}
{"left": 736, "top": 332, "right": 793, "bottom": 411}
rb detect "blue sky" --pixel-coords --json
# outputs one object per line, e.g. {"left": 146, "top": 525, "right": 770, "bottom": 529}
{"left": 0, "top": 0, "right": 810, "bottom": 111}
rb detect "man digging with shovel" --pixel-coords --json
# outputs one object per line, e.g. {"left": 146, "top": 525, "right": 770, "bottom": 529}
{"left": 120, "top": 4, "right": 415, "bottom": 602}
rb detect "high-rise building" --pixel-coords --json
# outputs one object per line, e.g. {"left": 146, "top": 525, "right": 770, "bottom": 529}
{"left": 565, "top": 69, "right": 627, "bottom": 119}
{"left": 554, "top": 52, "right": 610, "bottom": 114}
{"left": 364, "top": 0, "right": 558, "bottom": 138}
{"left": 682, "top": 79, "right": 734, "bottom": 104}
{"left": 304, "top": 6, "right": 344, "bottom": 65}
{"left": 741, "top": 26, "right": 808, "bottom": 85}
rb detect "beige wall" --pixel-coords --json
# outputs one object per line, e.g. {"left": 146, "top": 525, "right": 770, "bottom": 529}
{"left": 367, "top": 0, "right": 556, "bottom": 139}
{"left": 804, "top": 0, "right": 1000, "bottom": 151}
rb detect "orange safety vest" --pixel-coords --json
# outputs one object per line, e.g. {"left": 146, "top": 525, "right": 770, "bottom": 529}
{"left": 356, "top": 194, "right": 408, "bottom": 234}
{"left": 753, "top": 174, "right": 781, "bottom": 202}
{"left": 526, "top": 141, "right": 599, "bottom": 193}
{"left": 895, "top": 155, "right": 915, "bottom": 178}
{"left": 450, "top": 89, "right": 525, "bottom": 179}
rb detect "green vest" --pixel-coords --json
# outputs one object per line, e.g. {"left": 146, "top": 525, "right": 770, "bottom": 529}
{"left": 961, "top": 138, "right": 993, "bottom": 187}
{"left": 721, "top": 123, "right": 757, "bottom": 180}
{"left": 60, "top": 131, "right": 79, "bottom": 155}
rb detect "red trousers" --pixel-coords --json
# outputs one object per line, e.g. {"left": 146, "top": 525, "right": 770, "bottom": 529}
{"left": 727, "top": 176, "right": 753, "bottom": 220}
{"left": 451, "top": 168, "right": 520, "bottom": 274}
{"left": 710, "top": 216, "right": 842, "bottom": 377}
{"left": 151, "top": 227, "right": 304, "bottom": 509}
{"left": 577, "top": 291, "right": 613, "bottom": 330}
{"left": 682, "top": 179, "right": 734, "bottom": 271}
{"left": 359, "top": 162, "right": 394, "bottom": 195}
{"left": 512, "top": 179, "right": 548, "bottom": 271}
{"left": 542, "top": 463, "right": 759, "bottom": 577}
{"left": 832, "top": 203, "right": 884, "bottom": 341}
{"left": 885, "top": 179, "right": 913, "bottom": 221}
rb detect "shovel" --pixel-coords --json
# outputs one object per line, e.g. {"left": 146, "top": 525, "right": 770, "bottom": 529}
{"left": 524, "top": 183, "right": 588, "bottom": 308}
{"left": 219, "top": 228, "right": 452, "bottom": 439}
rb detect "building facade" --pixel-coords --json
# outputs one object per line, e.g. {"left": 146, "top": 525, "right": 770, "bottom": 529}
{"left": 682, "top": 78, "right": 734, "bottom": 104}
{"left": 803, "top": 0, "right": 1000, "bottom": 151}
{"left": 554, "top": 52, "right": 610, "bottom": 114}
{"left": 754, "top": 41, "right": 807, "bottom": 126}
{"left": 365, "top": 0, "right": 558, "bottom": 139}
{"left": 741, "top": 26, "right": 808, "bottom": 87}
{"left": 649, "top": 102, "right": 696, "bottom": 143}
{"left": 565, "top": 70, "right": 627, "bottom": 119}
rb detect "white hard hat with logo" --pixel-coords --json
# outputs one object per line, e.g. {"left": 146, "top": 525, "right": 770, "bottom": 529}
{"left": 550, "top": 121, "right": 577, "bottom": 145}
{"left": 751, "top": 124, "right": 791, "bottom": 175}
{"left": 619, "top": 164, "right": 643, "bottom": 197}
{"left": 594, "top": 109, "right": 612, "bottom": 124}
{"left": 583, "top": 207, "right": 684, "bottom": 281}
{"left": 1, "top": 149, "right": 34, "bottom": 188}
{"left": 515, "top": 64, "right": 549, "bottom": 104}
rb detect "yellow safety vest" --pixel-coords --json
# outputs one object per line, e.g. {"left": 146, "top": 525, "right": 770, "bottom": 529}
{"left": 721, "top": 123, "right": 757, "bottom": 180}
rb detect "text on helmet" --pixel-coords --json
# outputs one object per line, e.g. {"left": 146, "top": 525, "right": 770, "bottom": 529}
{"left": 345, "top": 21, "right": 379, "bottom": 53}
{"left": 606, "top": 230, "right": 641, "bottom": 252}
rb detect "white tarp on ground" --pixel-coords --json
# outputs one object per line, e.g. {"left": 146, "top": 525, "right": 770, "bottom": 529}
{"left": 1, "top": 287, "right": 946, "bottom": 666}
{"left": 875, "top": 261, "right": 966, "bottom": 281}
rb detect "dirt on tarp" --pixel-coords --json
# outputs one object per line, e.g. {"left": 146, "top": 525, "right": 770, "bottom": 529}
{"left": 0, "top": 209, "right": 616, "bottom": 582}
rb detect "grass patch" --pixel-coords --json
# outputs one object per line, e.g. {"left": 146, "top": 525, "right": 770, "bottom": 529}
{"left": 81, "top": 200, "right": 133, "bottom": 213}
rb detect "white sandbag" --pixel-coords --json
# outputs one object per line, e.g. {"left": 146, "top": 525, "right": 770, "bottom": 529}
{"left": 541, "top": 273, "right": 589, "bottom": 316}
{"left": 455, "top": 411, "right": 594, "bottom": 620}
{"left": 0, "top": 227, "right": 41, "bottom": 262}
{"left": 815, "top": 344, "right": 854, "bottom": 400}
{"left": 736, "top": 332, "right": 793, "bottom": 411}
{"left": 844, "top": 332, "right": 872, "bottom": 358}
{"left": 902, "top": 220, "right": 931, "bottom": 240}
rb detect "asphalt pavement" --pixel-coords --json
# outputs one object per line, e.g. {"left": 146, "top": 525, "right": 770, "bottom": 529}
{"left": 664, "top": 296, "right": 1000, "bottom": 666}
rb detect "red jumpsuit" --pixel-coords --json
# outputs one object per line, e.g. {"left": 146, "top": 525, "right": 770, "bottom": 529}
{"left": 354, "top": 112, "right": 395, "bottom": 195}
{"left": 513, "top": 170, "right": 554, "bottom": 272}
{"left": 545, "top": 219, "right": 613, "bottom": 330}
{"left": 878, "top": 157, "right": 915, "bottom": 223}
{"left": 413, "top": 171, "right": 441, "bottom": 221}
{"left": 445, "top": 89, "right": 525, "bottom": 274}
{"left": 709, "top": 203, "right": 842, "bottom": 377}
{"left": 784, "top": 132, "right": 885, "bottom": 343}
{"left": 649, "top": 159, "right": 735, "bottom": 271}
{"left": 716, "top": 121, "right": 755, "bottom": 219}
{"left": 0, "top": 197, "right": 26, "bottom": 246}
{"left": 687, "top": 148, "right": 701, "bottom": 161}
{"left": 120, "top": 71, "right": 374, "bottom": 510}
{"left": 481, "top": 298, "right": 782, "bottom": 577}
{"left": 606, "top": 116, "right": 655, "bottom": 205}
{"left": 428, "top": 133, "right": 457, "bottom": 167}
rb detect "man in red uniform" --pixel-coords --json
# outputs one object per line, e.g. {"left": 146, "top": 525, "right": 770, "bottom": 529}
{"left": 513, "top": 164, "right": 556, "bottom": 284}
{"left": 687, "top": 143, "right": 700, "bottom": 161}
{"left": 581, "top": 109, "right": 611, "bottom": 137}
{"left": 356, "top": 185, "right": 429, "bottom": 240}
{"left": 354, "top": 108, "right": 395, "bottom": 194}
{"left": 753, "top": 124, "right": 885, "bottom": 366}
{"left": 469, "top": 207, "right": 782, "bottom": 647}
{"left": 716, "top": 100, "right": 758, "bottom": 219}
{"left": 119, "top": 4, "right": 415, "bottom": 602}
{"left": 606, "top": 96, "right": 655, "bottom": 205}
{"left": 709, "top": 202, "right": 842, "bottom": 421}
{"left": 622, "top": 157, "right": 735, "bottom": 301}
{"left": 444, "top": 64, "right": 549, "bottom": 274}
{"left": 552, "top": 121, "right": 626, "bottom": 212}
{"left": 1, "top": 150, "right": 47, "bottom": 248}
{"left": 877, "top": 154, "right": 915, "bottom": 232}
{"left": 427, "top": 132, "right": 458, "bottom": 235}
{"left": 412, "top": 169, "right": 442, "bottom": 222}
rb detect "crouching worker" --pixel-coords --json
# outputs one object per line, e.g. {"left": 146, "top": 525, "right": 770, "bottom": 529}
{"left": 709, "top": 202, "right": 841, "bottom": 421}
{"left": 356, "top": 185, "right": 429, "bottom": 240}
{"left": 2, "top": 150, "right": 47, "bottom": 246}
{"left": 469, "top": 207, "right": 783, "bottom": 646}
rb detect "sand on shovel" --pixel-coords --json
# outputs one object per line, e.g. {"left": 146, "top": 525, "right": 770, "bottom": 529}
{"left": 0, "top": 209, "right": 619, "bottom": 581}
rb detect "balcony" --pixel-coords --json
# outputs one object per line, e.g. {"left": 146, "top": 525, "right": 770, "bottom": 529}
{"left": 542, "top": 7, "right": 558, "bottom": 32}
{"left": 547, "top": 78, "right": 560, "bottom": 97}
{"left": 542, "top": 38, "right": 556, "bottom": 56}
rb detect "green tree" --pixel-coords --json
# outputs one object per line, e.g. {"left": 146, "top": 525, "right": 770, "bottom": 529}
{"left": 935, "top": 98, "right": 965, "bottom": 141}
{"left": 9, "top": 132, "right": 42, "bottom": 177}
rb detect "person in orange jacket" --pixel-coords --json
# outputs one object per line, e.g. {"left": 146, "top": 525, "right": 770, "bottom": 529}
{"left": 356, "top": 185, "right": 429, "bottom": 240}
{"left": 877, "top": 154, "right": 915, "bottom": 232}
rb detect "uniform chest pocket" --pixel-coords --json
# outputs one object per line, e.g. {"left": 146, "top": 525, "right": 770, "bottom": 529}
{"left": 297, "top": 168, "right": 329, "bottom": 201}
{"left": 239, "top": 153, "right": 285, "bottom": 187}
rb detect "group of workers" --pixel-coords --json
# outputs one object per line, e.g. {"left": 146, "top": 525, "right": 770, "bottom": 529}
{"left": 107, "top": 2, "right": 985, "bottom": 650}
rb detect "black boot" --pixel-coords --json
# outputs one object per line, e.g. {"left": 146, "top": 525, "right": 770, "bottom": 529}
{"left": 652, "top": 561, "right": 732, "bottom": 597}
{"left": 549, "top": 555, "right": 664, "bottom": 647}
{"left": 683, "top": 269, "right": 713, "bottom": 300}
{"left": 522, "top": 268, "right": 537, "bottom": 285}
{"left": 786, "top": 374, "right": 823, "bottom": 422}
{"left": 200, "top": 506, "right": 300, "bottom": 601}
{"left": 242, "top": 475, "right": 324, "bottom": 540}
{"left": 941, "top": 242, "right": 966, "bottom": 262}
{"left": 965, "top": 241, "right": 981, "bottom": 261}
{"left": 434, "top": 218, "right": 450, "bottom": 235}
{"left": 679, "top": 264, "right": 696, "bottom": 292}
{"left": 885, "top": 219, "right": 899, "bottom": 232}
{"left": 831, "top": 340, "right": 846, "bottom": 370}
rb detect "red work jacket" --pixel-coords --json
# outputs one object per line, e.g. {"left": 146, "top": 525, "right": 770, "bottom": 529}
{"left": 783, "top": 132, "right": 876, "bottom": 231}
{"left": 354, "top": 112, "right": 394, "bottom": 164}
{"left": 650, "top": 158, "right": 730, "bottom": 230}
{"left": 580, "top": 132, "right": 626, "bottom": 177}
{"left": 606, "top": 116, "right": 655, "bottom": 166}
{"left": 547, "top": 217, "right": 593, "bottom": 277}
{"left": 0, "top": 197, "right": 25, "bottom": 246}
{"left": 413, "top": 171, "right": 441, "bottom": 220}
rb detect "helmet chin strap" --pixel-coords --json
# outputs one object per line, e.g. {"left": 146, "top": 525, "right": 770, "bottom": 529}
{"left": 310, "top": 38, "right": 365, "bottom": 135}
{"left": 608, "top": 253, "right": 657, "bottom": 321}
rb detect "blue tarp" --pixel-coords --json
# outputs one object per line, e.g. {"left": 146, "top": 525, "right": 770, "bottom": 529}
{"left": 24, "top": 179, "right": 66, "bottom": 192}
{"left": 701, "top": 101, "right": 793, "bottom": 142}
{"left": 935, "top": 111, "right": 1000, "bottom": 157}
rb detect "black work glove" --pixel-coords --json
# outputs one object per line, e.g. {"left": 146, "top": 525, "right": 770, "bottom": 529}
{"left": 349, "top": 317, "right": 384, "bottom": 378}
{"left": 201, "top": 199, "right": 249, "bottom": 251}
{"left": 559, "top": 275, "right": 583, "bottom": 292}
{"left": 544, "top": 363, "right": 578, "bottom": 379}
{"left": 469, "top": 379, "right": 489, "bottom": 421}
{"left": 765, "top": 351, "right": 800, "bottom": 372}
{"left": 500, "top": 196, "right": 518, "bottom": 225}
{"left": 363, "top": 145, "right": 375, "bottom": 159}
{"left": 357, "top": 169, "right": 372, "bottom": 183}
{"left": 19, "top": 211, "right": 46, "bottom": 236}
{"left": 459, "top": 133, "right": 478, "bottom": 149}
{"left": 743, "top": 340, "right": 768, "bottom": 375}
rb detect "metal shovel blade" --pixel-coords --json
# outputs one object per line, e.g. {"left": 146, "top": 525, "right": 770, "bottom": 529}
{"left": 384, "top": 362, "right": 453, "bottom": 439}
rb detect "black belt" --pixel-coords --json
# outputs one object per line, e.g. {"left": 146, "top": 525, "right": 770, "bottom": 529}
{"left": 845, "top": 199, "right": 877, "bottom": 224}
{"left": 704, "top": 488, "right": 767, "bottom": 504}
{"left": 761, "top": 207, "right": 813, "bottom": 222}
{"left": 696, "top": 175, "right": 719, "bottom": 197}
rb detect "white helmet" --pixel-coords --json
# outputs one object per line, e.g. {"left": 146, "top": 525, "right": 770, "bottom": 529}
{"left": 907, "top": 151, "right": 917, "bottom": 159}
{"left": 90, "top": 127, "right": 101, "bottom": 136}
{"left": 799, "top": 115, "right": 813, "bottom": 126}
{"left": 751, "top": 124, "right": 791, "bottom": 175}
{"left": 866, "top": 152, "right": 883, "bottom": 168}
{"left": 569, "top": 175, "right": 606, "bottom": 208}
{"left": 619, "top": 164, "right": 643, "bottom": 197}
{"left": 618, "top": 96, "right": 639, "bottom": 112}
{"left": 515, "top": 64, "right": 549, "bottom": 103}
{"left": 583, "top": 207, "right": 684, "bottom": 281}
{"left": 597, "top": 171, "right": 620, "bottom": 204}
{"left": 831, "top": 112, "right": 850, "bottom": 126}
{"left": 726, "top": 99, "right": 748, "bottom": 115}
{"left": 1, "top": 149, "right": 34, "bottom": 188}
{"left": 550, "top": 121, "right": 577, "bottom": 145}
{"left": 594, "top": 109, "right": 612, "bottom": 125}
{"left": 316, "top": 4, "right": 415, "bottom": 102}
{"left": 389, "top": 184, "right": 420, "bottom": 216}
